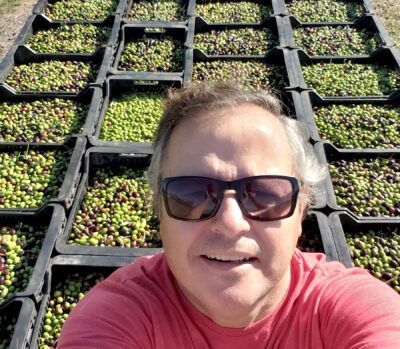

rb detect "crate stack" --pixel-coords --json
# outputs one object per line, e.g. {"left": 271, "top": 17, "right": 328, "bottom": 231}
{"left": 281, "top": 0, "right": 400, "bottom": 294}
{"left": 0, "top": 0, "right": 398, "bottom": 347}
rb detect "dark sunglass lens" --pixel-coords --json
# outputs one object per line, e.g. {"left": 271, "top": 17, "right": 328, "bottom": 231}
{"left": 240, "top": 178, "right": 294, "bottom": 219}
{"left": 165, "top": 179, "right": 220, "bottom": 220}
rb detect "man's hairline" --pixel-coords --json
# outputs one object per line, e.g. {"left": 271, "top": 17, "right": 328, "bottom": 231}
{"left": 157, "top": 101, "right": 299, "bottom": 184}
{"left": 159, "top": 101, "right": 298, "bottom": 170}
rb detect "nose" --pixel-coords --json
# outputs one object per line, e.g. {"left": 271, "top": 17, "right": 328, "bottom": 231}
{"left": 210, "top": 190, "right": 251, "bottom": 236}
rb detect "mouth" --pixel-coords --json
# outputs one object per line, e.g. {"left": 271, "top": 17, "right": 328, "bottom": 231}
{"left": 202, "top": 254, "right": 257, "bottom": 264}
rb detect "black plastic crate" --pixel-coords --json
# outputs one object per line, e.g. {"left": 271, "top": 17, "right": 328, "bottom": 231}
{"left": 30, "top": 254, "right": 133, "bottom": 349}
{"left": 0, "top": 45, "right": 113, "bottom": 96}
{"left": 14, "top": 14, "right": 121, "bottom": 54}
{"left": 281, "top": 0, "right": 374, "bottom": 24}
{"left": 0, "top": 137, "right": 86, "bottom": 211}
{"left": 264, "top": 107, "right": 328, "bottom": 210}
{"left": 298, "top": 211, "right": 338, "bottom": 261}
{"left": 314, "top": 141, "right": 400, "bottom": 219}
{"left": 0, "top": 204, "right": 66, "bottom": 306}
{"left": 194, "top": 0, "right": 284, "bottom": 25}
{"left": 89, "top": 76, "right": 182, "bottom": 148}
{"left": 329, "top": 211, "right": 400, "bottom": 293}
{"left": 32, "top": 0, "right": 129, "bottom": 23}
{"left": 286, "top": 15, "right": 393, "bottom": 57}
{"left": 299, "top": 90, "right": 400, "bottom": 149}
{"left": 277, "top": 89, "right": 305, "bottom": 120}
{"left": 0, "top": 297, "right": 36, "bottom": 349}
{"left": 186, "top": 15, "right": 291, "bottom": 56}
{"left": 293, "top": 47, "right": 400, "bottom": 100}
{"left": 0, "top": 86, "right": 102, "bottom": 145}
{"left": 261, "top": 89, "right": 313, "bottom": 141}
{"left": 111, "top": 23, "right": 188, "bottom": 79}
{"left": 56, "top": 147, "right": 162, "bottom": 257}
{"left": 185, "top": 47, "right": 300, "bottom": 91}
{"left": 124, "top": 0, "right": 195, "bottom": 23}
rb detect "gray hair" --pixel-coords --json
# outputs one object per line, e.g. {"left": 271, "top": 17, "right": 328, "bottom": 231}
{"left": 147, "top": 81, "right": 327, "bottom": 216}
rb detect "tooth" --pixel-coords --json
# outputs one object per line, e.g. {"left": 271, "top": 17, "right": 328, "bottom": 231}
{"left": 206, "top": 255, "right": 250, "bottom": 261}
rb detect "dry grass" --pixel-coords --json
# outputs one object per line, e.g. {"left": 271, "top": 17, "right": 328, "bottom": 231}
{"left": 0, "top": 0, "right": 399, "bottom": 61}
{"left": 0, "top": 0, "right": 21, "bottom": 15}
{"left": 0, "top": 0, "right": 37, "bottom": 60}
{"left": 370, "top": 0, "right": 400, "bottom": 47}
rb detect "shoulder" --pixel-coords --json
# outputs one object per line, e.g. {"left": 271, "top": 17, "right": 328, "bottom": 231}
{"left": 79, "top": 252, "right": 171, "bottom": 310}
{"left": 290, "top": 250, "right": 400, "bottom": 348}
{"left": 292, "top": 248, "right": 374, "bottom": 283}
{"left": 58, "top": 253, "right": 172, "bottom": 348}
{"left": 108, "top": 252, "right": 167, "bottom": 285}
{"left": 291, "top": 249, "right": 398, "bottom": 304}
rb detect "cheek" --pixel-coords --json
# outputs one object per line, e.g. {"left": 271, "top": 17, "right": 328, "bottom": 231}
{"left": 160, "top": 218, "right": 188, "bottom": 274}
{"left": 288, "top": 212, "right": 303, "bottom": 244}
{"left": 160, "top": 215, "right": 199, "bottom": 259}
{"left": 258, "top": 215, "right": 303, "bottom": 254}
{"left": 160, "top": 217, "right": 207, "bottom": 289}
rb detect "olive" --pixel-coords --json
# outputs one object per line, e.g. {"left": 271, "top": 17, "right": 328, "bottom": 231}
{"left": 287, "top": 0, "right": 364, "bottom": 22}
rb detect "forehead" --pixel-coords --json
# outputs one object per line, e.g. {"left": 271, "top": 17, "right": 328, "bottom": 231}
{"left": 162, "top": 103, "right": 293, "bottom": 178}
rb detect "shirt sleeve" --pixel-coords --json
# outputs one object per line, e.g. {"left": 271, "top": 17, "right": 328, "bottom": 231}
{"left": 57, "top": 279, "right": 154, "bottom": 349}
{"left": 319, "top": 269, "right": 400, "bottom": 349}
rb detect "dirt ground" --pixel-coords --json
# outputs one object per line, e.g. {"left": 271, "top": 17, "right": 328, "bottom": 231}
{"left": 370, "top": 0, "right": 400, "bottom": 47}
{"left": 0, "top": 0, "right": 37, "bottom": 60}
{"left": 0, "top": 0, "right": 399, "bottom": 62}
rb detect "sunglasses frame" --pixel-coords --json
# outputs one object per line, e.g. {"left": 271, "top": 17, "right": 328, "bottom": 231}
{"left": 160, "top": 175, "right": 300, "bottom": 222}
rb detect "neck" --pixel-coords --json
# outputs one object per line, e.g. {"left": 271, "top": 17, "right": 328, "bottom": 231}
{"left": 213, "top": 267, "right": 292, "bottom": 328}
{"left": 177, "top": 265, "right": 292, "bottom": 329}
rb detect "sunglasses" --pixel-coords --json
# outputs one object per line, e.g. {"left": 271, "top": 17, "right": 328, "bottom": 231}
{"left": 160, "top": 175, "right": 300, "bottom": 221}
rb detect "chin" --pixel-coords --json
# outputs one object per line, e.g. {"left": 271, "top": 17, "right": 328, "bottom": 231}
{"left": 180, "top": 261, "right": 291, "bottom": 328}
{"left": 187, "top": 277, "right": 272, "bottom": 326}
{"left": 205, "top": 291, "right": 266, "bottom": 328}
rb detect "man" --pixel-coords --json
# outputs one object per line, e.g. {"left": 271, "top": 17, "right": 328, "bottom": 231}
{"left": 59, "top": 82, "right": 400, "bottom": 348}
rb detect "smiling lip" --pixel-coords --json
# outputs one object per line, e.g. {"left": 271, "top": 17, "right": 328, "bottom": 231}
{"left": 202, "top": 254, "right": 257, "bottom": 264}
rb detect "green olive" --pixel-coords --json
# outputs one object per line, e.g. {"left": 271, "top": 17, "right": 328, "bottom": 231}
{"left": 68, "top": 167, "right": 161, "bottom": 248}
{"left": 45, "top": 0, "right": 117, "bottom": 21}
{"left": 287, "top": 0, "right": 364, "bottom": 22}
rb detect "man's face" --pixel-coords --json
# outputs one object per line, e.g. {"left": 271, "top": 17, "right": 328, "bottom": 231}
{"left": 160, "top": 104, "right": 304, "bottom": 328}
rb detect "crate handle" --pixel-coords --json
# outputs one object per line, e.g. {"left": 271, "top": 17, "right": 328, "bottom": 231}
{"left": 133, "top": 80, "right": 159, "bottom": 86}
{"left": 144, "top": 27, "right": 166, "bottom": 34}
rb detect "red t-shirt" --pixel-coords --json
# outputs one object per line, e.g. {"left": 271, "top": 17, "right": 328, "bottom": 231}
{"left": 58, "top": 250, "right": 400, "bottom": 348}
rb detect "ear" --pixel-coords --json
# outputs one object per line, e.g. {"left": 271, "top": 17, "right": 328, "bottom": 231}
{"left": 297, "top": 190, "right": 309, "bottom": 239}
{"left": 297, "top": 210, "right": 304, "bottom": 239}
{"left": 298, "top": 183, "right": 311, "bottom": 214}
{"left": 299, "top": 201, "right": 309, "bottom": 221}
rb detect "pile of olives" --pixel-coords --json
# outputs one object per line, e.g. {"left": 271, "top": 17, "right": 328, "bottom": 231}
{"left": 44, "top": 0, "right": 118, "bottom": 21}
{"left": 0, "top": 99, "right": 87, "bottom": 143}
{"left": 27, "top": 24, "right": 110, "bottom": 54}
{"left": 128, "top": 0, "right": 187, "bottom": 21}
{"left": 286, "top": 0, "right": 365, "bottom": 22}
{"left": 294, "top": 26, "right": 378, "bottom": 56}
{"left": 6, "top": 61, "right": 97, "bottom": 93}
{"left": 99, "top": 92, "right": 163, "bottom": 143}
{"left": 346, "top": 227, "right": 400, "bottom": 293}
{"left": 0, "top": 223, "right": 47, "bottom": 304}
{"left": 302, "top": 62, "right": 399, "bottom": 96}
{"left": 0, "top": 150, "right": 70, "bottom": 208}
{"left": 195, "top": 0, "right": 271, "bottom": 23}
{"left": 39, "top": 271, "right": 107, "bottom": 348}
{"left": 194, "top": 28, "right": 277, "bottom": 55}
{"left": 329, "top": 158, "right": 400, "bottom": 217}
{"left": 313, "top": 104, "right": 400, "bottom": 149}
{"left": 118, "top": 38, "right": 184, "bottom": 72}
{"left": 68, "top": 167, "right": 161, "bottom": 248}
{"left": 297, "top": 215, "right": 324, "bottom": 253}
{"left": 192, "top": 60, "right": 287, "bottom": 91}
{"left": 0, "top": 309, "right": 16, "bottom": 349}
